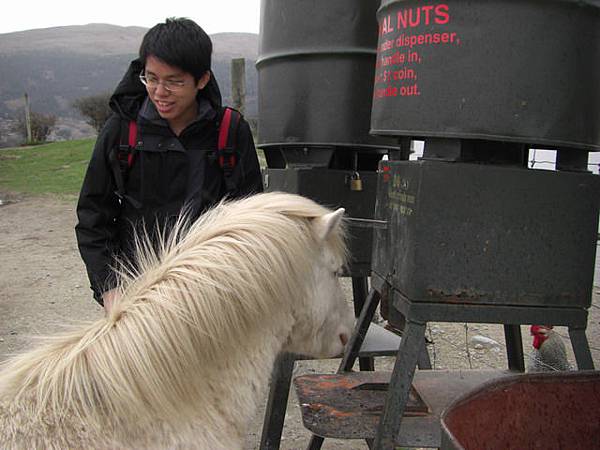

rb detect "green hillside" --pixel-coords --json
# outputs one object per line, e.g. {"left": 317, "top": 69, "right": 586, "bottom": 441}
{"left": 0, "top": 138, "right": 266, "bottom": 197}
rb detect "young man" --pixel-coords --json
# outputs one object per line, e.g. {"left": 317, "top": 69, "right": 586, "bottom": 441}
{"left": 75, "top": 18, "right": 263, "bottom": 310}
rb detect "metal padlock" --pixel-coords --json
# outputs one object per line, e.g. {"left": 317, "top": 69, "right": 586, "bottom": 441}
{"left": 350, "top": 172, "right": 363, "bottom": 191}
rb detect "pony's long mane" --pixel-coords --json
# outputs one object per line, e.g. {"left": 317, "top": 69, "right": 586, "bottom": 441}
{"left": 0, "top": 192, "right": 347, "bottom": 437}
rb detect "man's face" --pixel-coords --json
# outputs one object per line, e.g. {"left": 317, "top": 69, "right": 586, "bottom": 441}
{"left": 143, "top": 55, "right": 209, "bottom": 129}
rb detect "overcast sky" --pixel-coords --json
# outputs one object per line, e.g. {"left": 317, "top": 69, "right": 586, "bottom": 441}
{"left": 0, "top": 0, "right": 261, "bottom": 34}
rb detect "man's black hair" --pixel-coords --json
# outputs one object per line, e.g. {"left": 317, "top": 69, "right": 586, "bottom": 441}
{"left": 139, "top": 18, "right": 212, "bottom": 81}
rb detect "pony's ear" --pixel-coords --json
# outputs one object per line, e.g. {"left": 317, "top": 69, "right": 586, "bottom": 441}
{"left": 313, "top": 208, "right": 345, "bottom": 242}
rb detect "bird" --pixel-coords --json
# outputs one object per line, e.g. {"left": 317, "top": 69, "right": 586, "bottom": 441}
{"left": 527, "top": 325, "right": 572, "bottom": 372}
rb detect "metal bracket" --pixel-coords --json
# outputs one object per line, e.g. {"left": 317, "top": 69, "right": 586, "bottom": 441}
{"left": 346, "top": 217, "right": 388, "bottom": 230}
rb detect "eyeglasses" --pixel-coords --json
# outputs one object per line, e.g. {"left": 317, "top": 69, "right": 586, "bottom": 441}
{"left": 139, "top": 71, "right": 187, "bottom": 93}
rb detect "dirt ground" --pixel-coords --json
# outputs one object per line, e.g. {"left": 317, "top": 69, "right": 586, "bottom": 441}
{"left": 1, "top": 195, "right": 599, "bottom": 449}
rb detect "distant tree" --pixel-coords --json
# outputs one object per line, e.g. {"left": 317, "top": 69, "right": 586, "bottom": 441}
{"left": 14, "top": 111, "right": 57, "bottom": 144}
{"left": 72, "top": 93, "right": 112, "bottom": 133}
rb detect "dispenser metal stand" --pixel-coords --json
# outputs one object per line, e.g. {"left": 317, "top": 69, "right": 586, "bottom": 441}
{"left": 295, "top": 140, "right": 600, "bottom": 449}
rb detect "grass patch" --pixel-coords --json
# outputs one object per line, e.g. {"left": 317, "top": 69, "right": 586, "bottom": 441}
{"left": 0, "top": 137, "right": 267, "bottom": 198}
{"left": 0, "top": 139, "right": 95, "bottom": 196}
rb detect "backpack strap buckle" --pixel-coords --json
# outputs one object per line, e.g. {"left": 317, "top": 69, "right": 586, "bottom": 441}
{"left": 218, "top": 147, "right": 237, "bottom": 175}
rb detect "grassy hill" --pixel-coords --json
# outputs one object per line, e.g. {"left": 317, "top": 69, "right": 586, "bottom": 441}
{"left": 0, "top": 25, "right": 258, "bottom": 58}
{"left": 0, "top": 25, "right": 259, "bottom": 145}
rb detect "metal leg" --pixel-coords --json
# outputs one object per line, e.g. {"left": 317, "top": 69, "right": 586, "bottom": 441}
{"left": 504, "top": 324, "right": 525, "bottom": 372}
{"left": 305, "top": 287, "right": 382, "bottom": 450}
{"left": 306, "top": 435, "right": 325, "bottom": 450}
{"left": 568, "top": 326, "right": 595, "bottom": 370}
{"left": 388, "top": 304, "right": 431, "bottom": 370}
{"left": 373, "top": 320, "right": 427, "bottom": 450}
{"left": 339, "top": 287, "right": 382, "bottom": 373}
{"left": 305, "top": 287, "right": 383, "bottom": 450}
{"left": 417, "top": 339, "right": 432, "bottom": 370}
{"left": 259, "top": 352, "right": 296, "bottom": 450}
{"left": 352, "top": 277, "right": 375, "bottom": 371}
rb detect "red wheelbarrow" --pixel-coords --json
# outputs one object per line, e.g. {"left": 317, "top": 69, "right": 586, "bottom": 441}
{"left": 441, "top": 371, "right": 600, "bottom": 450}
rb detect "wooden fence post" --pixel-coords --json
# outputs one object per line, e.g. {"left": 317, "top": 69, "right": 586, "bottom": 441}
{"left": 24, "top": 92, "right": 32, "bottom": 143}
{"left": 231, "top": 58, "right": 246, "bottom": 115}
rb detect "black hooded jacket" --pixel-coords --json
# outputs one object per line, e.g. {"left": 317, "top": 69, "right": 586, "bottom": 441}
{"left": 75, "top": 60, "right": 263, "bottom": 303}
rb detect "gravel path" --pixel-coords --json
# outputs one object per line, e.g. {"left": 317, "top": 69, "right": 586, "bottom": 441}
{"left": 1, "top": 195, "right": 598, "bottom": 449}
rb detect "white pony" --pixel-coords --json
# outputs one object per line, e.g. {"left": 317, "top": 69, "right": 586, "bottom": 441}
{"left": 0, "top": 192, "right": 354, "bottom": 450}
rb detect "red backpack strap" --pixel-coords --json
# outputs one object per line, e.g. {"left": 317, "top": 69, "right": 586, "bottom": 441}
{"left": 218, "top": 108, "right": 233, "bottom": 152}
{"left": 217, "top": 107, "right": 241, "bottom": 192}
{"left": 127, "top": 120, "right": 137, "bottom": 167}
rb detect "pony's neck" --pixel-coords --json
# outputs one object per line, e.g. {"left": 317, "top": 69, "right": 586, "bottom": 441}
{"left": 197, "top": 318, "right": 291, "bottom": 447}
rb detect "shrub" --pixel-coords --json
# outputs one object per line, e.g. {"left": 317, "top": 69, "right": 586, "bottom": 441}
{"left": 15, "top": 111, "right": 57, "bottom": 144}
{"left": 72, "top": 93, "right": 112, "bottom": 133}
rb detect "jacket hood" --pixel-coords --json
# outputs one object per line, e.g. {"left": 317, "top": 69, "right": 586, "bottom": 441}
{"left": 109, "top": 58, "right": 223, "bottom": 120}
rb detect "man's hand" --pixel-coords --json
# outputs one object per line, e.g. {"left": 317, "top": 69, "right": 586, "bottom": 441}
{"left": 102, "top": 288, "right": 120, "bottom": 313}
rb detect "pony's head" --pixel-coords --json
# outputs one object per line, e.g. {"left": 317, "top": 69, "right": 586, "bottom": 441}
{"left": 281, "top": 208, "right": 355, "bottom": 358}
